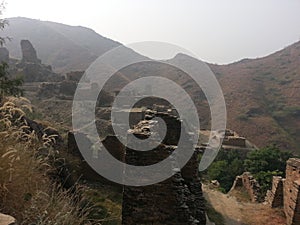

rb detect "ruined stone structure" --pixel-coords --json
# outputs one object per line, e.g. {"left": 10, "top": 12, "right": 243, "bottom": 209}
{"left": 265, "top": 176, "right": 284, "bottom": 208}
{"left": 222, "top": 129, "right": 246, "bottom": 147}
{"left": 4, "top": 40, "right": 64, "bottom": 82}
{"left": 0, "top": 47, "right": 9, "bottom": 63}
{"left": 284, "top": 158, "right": 300, "bottom": 225}
{"left": 20, "top": 40, "right": 41, "bottom": 64}
{"left": 265, "top": 158, "right": 300, "bottom": 225}
{"left": 122, "top": 113, "right": 206, "bottom": 225}
{"left": 230, "top": 172, "right": 261, "bottom": 202}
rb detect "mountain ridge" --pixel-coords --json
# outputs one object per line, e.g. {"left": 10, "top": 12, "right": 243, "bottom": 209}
{"left": 2, "top": 17, "right": 299, "bottom": 153}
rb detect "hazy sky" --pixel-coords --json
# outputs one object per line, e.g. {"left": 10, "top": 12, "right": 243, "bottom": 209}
{"left": 3, "top": 0, "right": 300, "bottom": 64}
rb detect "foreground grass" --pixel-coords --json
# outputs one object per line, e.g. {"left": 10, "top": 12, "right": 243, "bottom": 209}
{"left": 0, "top": 97, "right": 92, "bottom": 224}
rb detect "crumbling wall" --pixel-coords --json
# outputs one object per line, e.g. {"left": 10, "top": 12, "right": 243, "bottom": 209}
{"left": 284, "top": 158, "right": 300, "bottom": 225}
{"left": 230, "top": 172, "right": 261, "bottom": 202}
{"left": 222, "top": 136, "right": 246, "bottom": 147}
{"left": 122, "top": 113, "right": 206, "bottom": 225}
{"left": 265, "top": 176, "right": 284, "bottom": 208}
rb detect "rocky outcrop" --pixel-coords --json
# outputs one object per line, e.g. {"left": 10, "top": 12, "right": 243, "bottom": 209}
{"left": 23, "top": 116, "right": 63, "bottom": 146}
{"left": 7, "top": 40, "right": 64, "bottom": 82}
{"left": 0, "top": 47, "right": 9, "bottom": 63}
{"left": 21, "top": 40, "right": 41, "bottom": 64}
{"left": 0, "top": 213, "right": 16, "bottom": 225}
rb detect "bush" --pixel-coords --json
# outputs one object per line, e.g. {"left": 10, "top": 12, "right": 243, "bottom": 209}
{"left": 0, "top": 62, "right": 23, "bottom": 97}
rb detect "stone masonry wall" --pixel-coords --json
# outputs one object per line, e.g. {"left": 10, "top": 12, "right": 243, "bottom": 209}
{"left": 230, "top": 172, "right": 261, "bottom": 202}
{"left": 122, "top": 113, "right": 206, "bottom": 225}
{"left": 265, "top": 176, "right": 284, "bottom": 208}
{"left": 284, "top": 158, "right": 300, "bottom": 225}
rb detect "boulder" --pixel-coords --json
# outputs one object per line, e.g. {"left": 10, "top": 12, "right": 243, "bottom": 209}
{"left": 0, "top": 213, "right": 16, "bottom": 225}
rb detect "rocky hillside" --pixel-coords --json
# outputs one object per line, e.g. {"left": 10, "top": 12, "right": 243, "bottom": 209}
{"left": 3, "top": 17, "right": 299, "bottom": 153}
{"left": 210, "top": 41, "right": 300, "bottom": 152}
{"left": 3, "top": 17, "right": 120, "bottom": 73}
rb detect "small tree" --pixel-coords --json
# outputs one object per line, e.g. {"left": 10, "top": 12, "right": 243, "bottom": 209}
{"left": 244, "top": 145, "right": 293, "bottom": 197}
{"left": 0, "top": 1, "right": 23, "bottom": 98}
{"left": 0, "top": 62, "right": 23, "bottom": 97}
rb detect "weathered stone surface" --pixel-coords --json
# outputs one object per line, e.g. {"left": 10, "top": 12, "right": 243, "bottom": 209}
{"left": 284, "top": 158, "right": 300, "bottom": 225}
{"left": 122, "top": 113, "right": 206, "bottom": 225}
{"left": 265, "top": 158, "right": 300, "bottom": 225}
{"left": 0, "top": 47, "right": 9, "bottom": 63}
{"left": 0, "top": 213, "right": 16, "bottom": 225}
{"left": 265, "top": 176, "right": 284, "bottom": 208}
{"left": 230, "top": 172, "right": 261, "bottom": 202}
{"left": 21, "top": 39, "right": 41, "bottom": 63}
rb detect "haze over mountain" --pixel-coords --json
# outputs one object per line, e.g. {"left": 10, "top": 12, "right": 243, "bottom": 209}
{"left": 3, "top": 17, "right": 121, "bottom": 73}
{"left": 2, "top": 17, "right": 300, "bottom": 153}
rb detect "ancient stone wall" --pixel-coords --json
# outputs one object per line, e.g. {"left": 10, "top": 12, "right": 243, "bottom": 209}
{"left": 230, "top": 172, "right": 261, "bottom": 202}
{"left": 122, "top": 113, "right": 206, "bottom": 225}
{"left": 284, "top": 158, "right": 300, "bottom": 225}
{"left": 265, "top": 176, "right": 284, "bottom": 208}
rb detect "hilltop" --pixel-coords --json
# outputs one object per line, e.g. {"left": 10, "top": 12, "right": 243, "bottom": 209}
{"left": 2, "top": 17, "right": 300, "bottom": 153}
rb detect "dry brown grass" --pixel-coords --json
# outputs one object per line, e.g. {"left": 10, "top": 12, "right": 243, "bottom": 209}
{"left": 0, "top": 96, "right": 91, "bottom": 225}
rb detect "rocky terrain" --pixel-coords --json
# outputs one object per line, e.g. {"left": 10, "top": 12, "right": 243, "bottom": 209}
{"left": 3, "top": 17, "right": 299, "bottom": 153}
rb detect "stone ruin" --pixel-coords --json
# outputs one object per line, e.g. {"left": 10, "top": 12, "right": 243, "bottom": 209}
{"left": 3, "top": 40, "right": 63, "bottom": 83}
{"left": 122, "top": 112, "right": 206, "bottom": 225}
{"left": 67, "top": 108, "right": 207, "bottom": 224}
{"left": 20, "top": 40, "right": 41, "bottom": 64}
{"left": 230, "top": 172, "right": 261, "bottom": 202}
{"left": 222, "top": 129, "right": 246, "bottom": 148}
{"left": 265, "top": 158, "right": 300, "bottom": 225}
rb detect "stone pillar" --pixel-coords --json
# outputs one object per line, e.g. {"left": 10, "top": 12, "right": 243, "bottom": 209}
{"left": 20, "top": 40, "right": 41, "bottom": 63}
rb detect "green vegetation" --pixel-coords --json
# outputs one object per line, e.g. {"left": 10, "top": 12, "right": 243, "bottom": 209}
{"left": 204, "top": 146, "right": 293, "bottom": 197}
{"left": 205, "top": 150, "right": 245, "bottom": 192}
{"left": 0, "top": 62, "right": 23, "bottom": 97}
{"left": 0, "top": 5, "right": 23, "bottom": 98}
{"left": 244, "top": 145, "right": 292, "bottom": 196}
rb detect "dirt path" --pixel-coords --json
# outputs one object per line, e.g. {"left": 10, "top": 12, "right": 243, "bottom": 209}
{"left": 203, "top": 185, "right": 286, "bottom": 225}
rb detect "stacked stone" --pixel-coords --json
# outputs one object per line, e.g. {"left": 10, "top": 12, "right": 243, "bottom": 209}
{"left": 122, "top": 112, "right": 206, "bottom": 225}
{"left": 284, "top": 158, "right": 300, "bottom": 225}
{"left": 230, "top": 172, "right": 261, "bottom": 202}
{"left": 265, "top": 176, "right": 284, "bottom": 208}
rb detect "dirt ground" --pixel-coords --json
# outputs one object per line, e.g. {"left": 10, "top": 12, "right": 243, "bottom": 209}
{"left": 203, "top": 185, "right": 286, "bottom": 225}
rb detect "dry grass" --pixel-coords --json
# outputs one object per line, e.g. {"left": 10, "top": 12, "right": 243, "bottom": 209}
{"left": 0, "top": 96, "right": 91, "bottom": 225}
